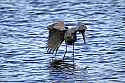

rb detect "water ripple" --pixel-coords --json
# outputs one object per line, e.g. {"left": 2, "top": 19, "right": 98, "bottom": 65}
{"left": 0, "top": 0, "right": 125, "bottom": 82}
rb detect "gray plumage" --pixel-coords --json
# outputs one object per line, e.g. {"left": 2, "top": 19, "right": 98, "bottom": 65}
{"left": 47, "top": 21, "right": 87, "bottom": 55}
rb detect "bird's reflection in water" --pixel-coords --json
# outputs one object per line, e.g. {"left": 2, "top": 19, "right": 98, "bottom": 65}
{"left": 48, "top": 59, "right": 88, "bottom": 83}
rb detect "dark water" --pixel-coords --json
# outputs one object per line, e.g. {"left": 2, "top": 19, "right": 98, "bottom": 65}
{"left": 0, "top": 0, "right": 125, "bottom": 83}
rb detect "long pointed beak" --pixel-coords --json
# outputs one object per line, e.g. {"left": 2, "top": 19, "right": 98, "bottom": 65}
{"left": 83, "top": 32, "right": 86, "bottom": 44}
{"left": 81, "top": 31, "right": 86, "bottom": 44}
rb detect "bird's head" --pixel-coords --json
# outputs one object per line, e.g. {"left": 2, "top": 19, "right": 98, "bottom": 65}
{"left": 77, "top": 22, "right": 87, "bottom": 44}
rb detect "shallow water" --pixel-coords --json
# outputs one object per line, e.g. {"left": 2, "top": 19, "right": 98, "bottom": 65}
{"left": 0, "top": 0, "right": 125, "bottom": 83}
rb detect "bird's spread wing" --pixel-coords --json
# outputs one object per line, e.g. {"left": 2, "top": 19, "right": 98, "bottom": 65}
{"left": 47, "top": 21, "right": 65, "bottom": 53}
{"left": 48, "top": 21, "right": 65, "bottom": 30}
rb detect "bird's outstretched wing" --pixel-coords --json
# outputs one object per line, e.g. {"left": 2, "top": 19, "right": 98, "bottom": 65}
{"left": 47, "top": 21, "right": 65, "bottom": 53}
{"left": 76, "top": 22, "right": 87, "bottom": 44}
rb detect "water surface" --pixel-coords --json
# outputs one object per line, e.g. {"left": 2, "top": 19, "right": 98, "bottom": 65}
{"left": 0, "top": 0, "right": 125, "bottom": 83}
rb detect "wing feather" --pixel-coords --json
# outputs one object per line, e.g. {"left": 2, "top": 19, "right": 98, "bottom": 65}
{"left": 47, "top": 21, "right": 65, "bottom": 53}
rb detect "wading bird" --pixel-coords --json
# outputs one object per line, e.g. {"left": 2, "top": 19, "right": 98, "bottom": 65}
{"left": 47, "top": 21, "right": 87, "bottom": 58}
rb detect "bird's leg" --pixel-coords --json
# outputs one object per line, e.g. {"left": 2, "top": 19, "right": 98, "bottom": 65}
{"left": 72, "top": 42, "right": 75, "bottom": 65}
{"left": 54, "top": 47, "right": 59, "bottom": 59}
{"left": 63, "top": 44, "right": 67, "bottom": 60}
{"left": 54, "top": 42, "right": 62, "bottom": 57}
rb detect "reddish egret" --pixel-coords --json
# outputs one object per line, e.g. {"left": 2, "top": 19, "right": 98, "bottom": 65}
{"left": 47, "top": 21, "right": 87, "bottom": 58}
